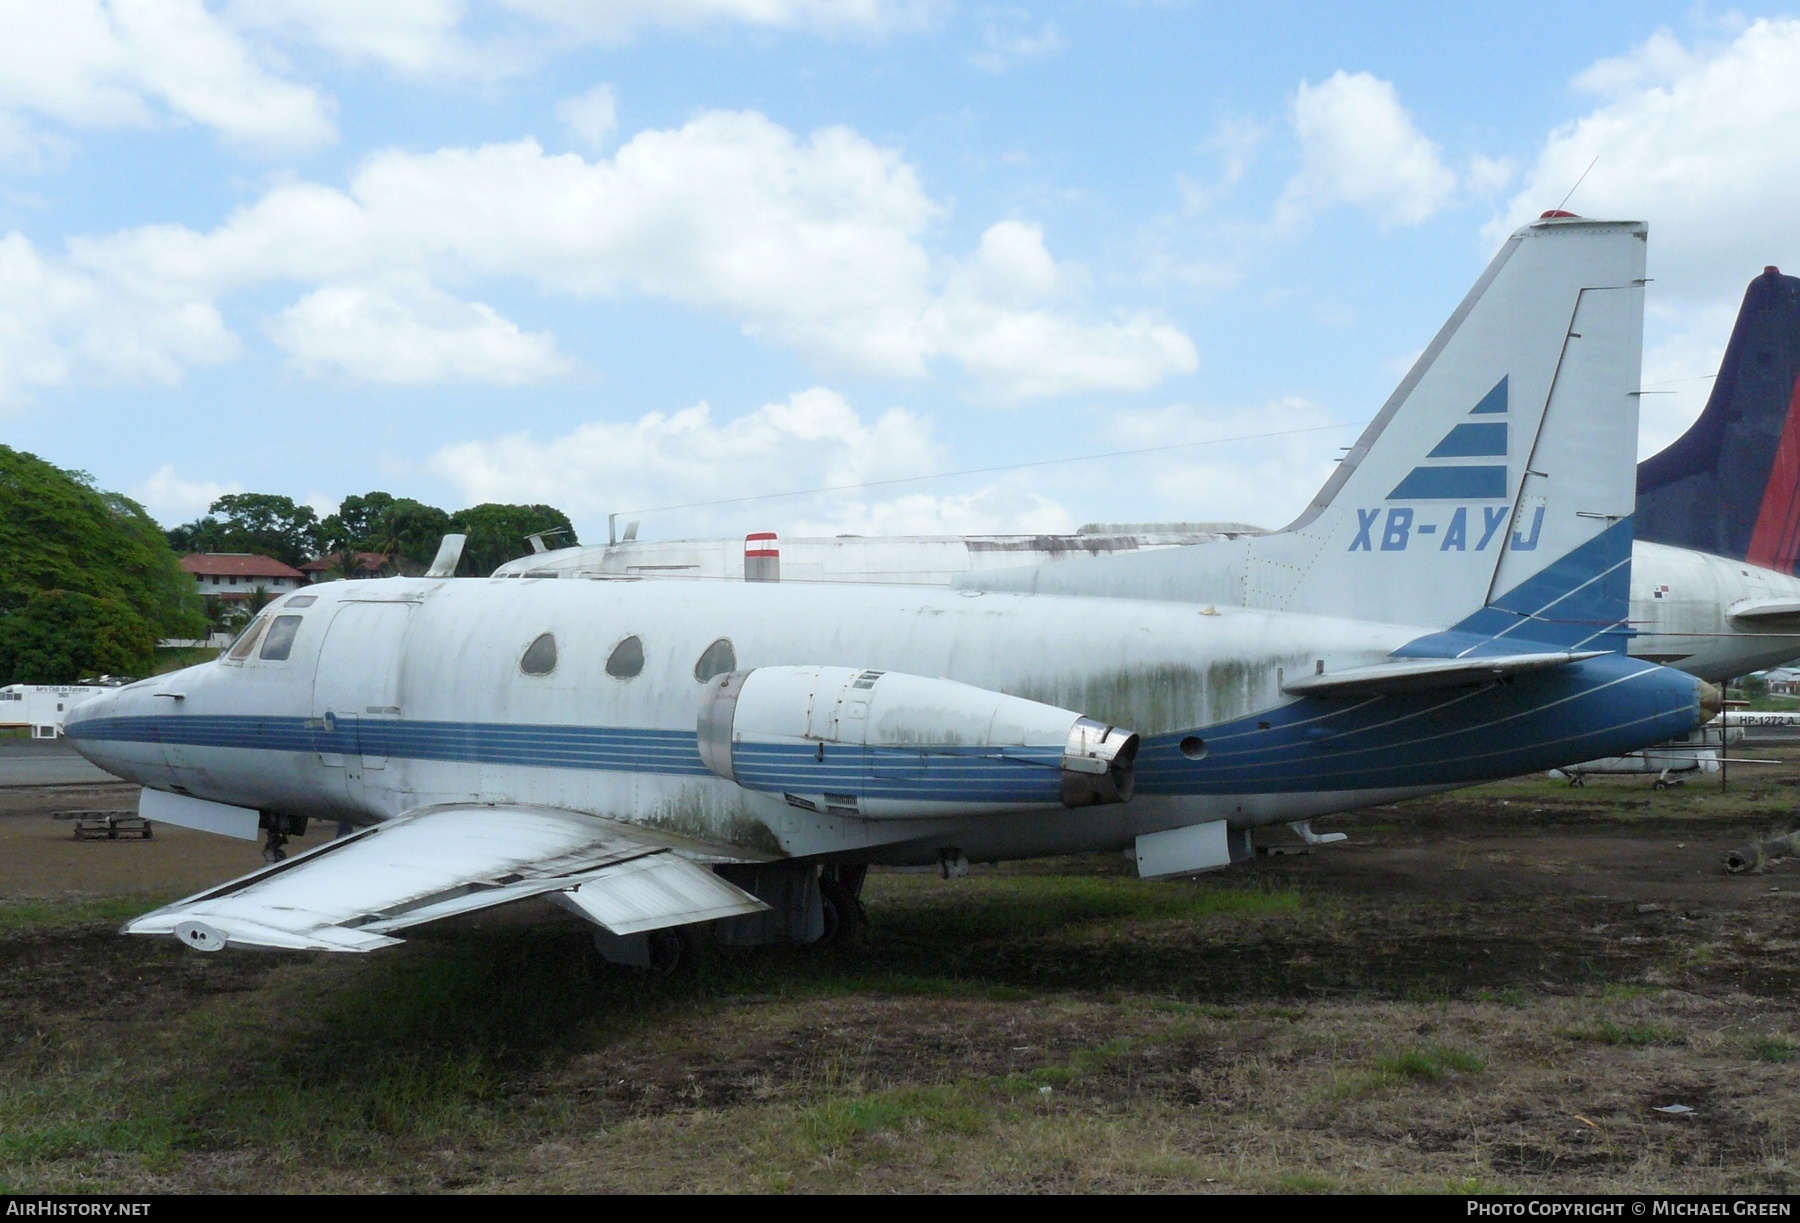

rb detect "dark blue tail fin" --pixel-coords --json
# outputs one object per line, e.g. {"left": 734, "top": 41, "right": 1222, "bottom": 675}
{"left": 1636, "top": 267, "right": 1800, "bottom": 572}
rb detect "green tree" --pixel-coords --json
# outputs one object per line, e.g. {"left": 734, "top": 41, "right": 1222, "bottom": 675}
{"left": 320, "top": 491, "right": 397, "bottom": 555}
{"left": 449, "top": 503, "right": 579, "bottom": 575}
{"left": 321, "top": 491, "right": 450, "bottom": 573}
{"left": 0, "top": 590, "right": 157, "bottom": 683}
{"left": 168, "top": 493, "right": 321, "bottom": 567}
{"left": 0, "top": 446, "right": 204, "bottom": 682}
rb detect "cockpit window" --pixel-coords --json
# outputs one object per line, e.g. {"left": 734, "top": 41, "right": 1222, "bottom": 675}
{"left": 606, "top": 635, "right": 644, "bottom": 678}
{"left": 284, "top": 594, "right": 317, "bottom": 608}
{"left": 259, "top": 615, "right": 304, "bottom": 661}
{"left": 521, "top": 632, "right": 558, "bottom": 676}
{"left": 226, "top": 615, "right": 270, "bottom": 661}
{"left": 694, "top": 638, "right": 736, "bottom": 682}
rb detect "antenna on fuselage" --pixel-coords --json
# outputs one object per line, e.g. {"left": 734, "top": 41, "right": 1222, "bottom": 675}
{"left": 525, "top": 528, "right": 571, "bottom": 554}
{"left": 424, "top": 534, "right": 467, "bottom": 578}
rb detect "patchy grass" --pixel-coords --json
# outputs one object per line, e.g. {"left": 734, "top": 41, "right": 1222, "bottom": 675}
{"left": 1749, "top": 1039, "right": 1797, "bottom": 1063}
{"left": 6, "top": 756, "right": 1800, "bottom": 1193}
{"left": 1561, "top": 1021, "right": 1685, "bottom": 1047}
{"left": 872, "top": 873, "right": 1303, "bottom": 944}
{"left": 0, "top": 896, "right": 161, "bottom": 934}
{"left": 1376, "top": 1044, "right": 1487, "bottom": 1081}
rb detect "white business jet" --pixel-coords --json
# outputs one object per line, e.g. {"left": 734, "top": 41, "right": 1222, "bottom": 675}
{"left": 66, "top": 216, "right": 1716, "bottom": 967}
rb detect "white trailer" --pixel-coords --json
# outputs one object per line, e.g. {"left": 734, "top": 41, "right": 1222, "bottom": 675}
{"left": 0, "top": 685, "right": 110, "bottom": 738}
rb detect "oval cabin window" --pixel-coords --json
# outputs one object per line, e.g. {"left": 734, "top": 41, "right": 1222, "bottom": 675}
{"left": 520, "top": 632, "right": 558, "bottom": 676}
{"left": 694, "top": 638, "right": 736, "bottom": 682}
{"left": 606, "top": 635, "right": 645, "bottom": 679}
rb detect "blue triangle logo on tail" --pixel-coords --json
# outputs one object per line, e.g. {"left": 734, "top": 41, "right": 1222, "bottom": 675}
{"left": 1388, "top": 376, "right": 1509, "bottom": 500}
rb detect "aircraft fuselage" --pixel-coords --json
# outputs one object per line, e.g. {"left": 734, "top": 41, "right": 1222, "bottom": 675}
{"left": 68, "top": 574, "right": 1708, "bottom": 866}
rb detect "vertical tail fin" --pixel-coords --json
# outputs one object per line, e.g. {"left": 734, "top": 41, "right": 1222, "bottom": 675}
{"left": 1636, "top": 268, "right": 1800, "bottom": 572}
{"left": 963, "top": 217, "right": 1649, "bottom": 656}
{"left": 1246, "top": 216, "right": 1646, "bottom": 651}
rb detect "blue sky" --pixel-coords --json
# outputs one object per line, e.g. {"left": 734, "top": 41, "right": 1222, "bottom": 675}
{"left": 4, "top": 1, "right": 1799, "bottom": 544}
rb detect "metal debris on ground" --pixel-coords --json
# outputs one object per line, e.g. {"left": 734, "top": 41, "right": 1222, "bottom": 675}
{"left": 1653, "top": 1104, "right": 1696, "bottom": 1116}
{"left": 1723, "top": 831, "right": 1800, "bottom": 874}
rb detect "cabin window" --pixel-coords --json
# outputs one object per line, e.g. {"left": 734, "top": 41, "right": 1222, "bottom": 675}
{"left": 694, "top": 638, "right": 736, "bottom": 682}
{"left": 227, "top": 615, "right": 270, "bottom": 661}
{"left": 606, "top": 635, "right": 644, "bottom": 679}
{"left": 259, "top": 615, "right": 304, "bottom": 661}
{"left": 521, "top": 633, "right": 558, "bottom": 676}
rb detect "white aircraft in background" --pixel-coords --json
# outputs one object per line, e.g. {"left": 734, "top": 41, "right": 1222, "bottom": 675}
{"left": 68, "top": 215, "right": 1717, "bottom": 968}
{"left": 504, "top": 268, "right": 1800, "bottom": 687}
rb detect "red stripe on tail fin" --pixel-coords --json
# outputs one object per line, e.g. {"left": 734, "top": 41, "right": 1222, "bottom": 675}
{"left": 1746, "top": 373, "right": 1800, "bottom": 574}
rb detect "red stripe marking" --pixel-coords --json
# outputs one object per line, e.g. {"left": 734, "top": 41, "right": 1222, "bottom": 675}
{"left": 744, "top": 549, "right": 779, "bottom": 558}
{"left": 1747, "top": 373, "right": 1800, "bottom": 575}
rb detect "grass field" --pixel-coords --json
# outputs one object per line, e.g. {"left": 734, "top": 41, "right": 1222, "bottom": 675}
{"left": 1, "top": 762, "right": 1797, "bottom": 1193}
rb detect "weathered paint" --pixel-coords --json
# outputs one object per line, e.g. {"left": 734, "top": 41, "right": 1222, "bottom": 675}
{"left": 67, "top": 571, "right": 1706, "bottom": 867}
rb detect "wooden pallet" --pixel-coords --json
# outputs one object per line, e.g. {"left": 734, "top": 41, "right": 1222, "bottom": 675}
{"left": 52, "top": 810, "right": 152, "bottom": 840}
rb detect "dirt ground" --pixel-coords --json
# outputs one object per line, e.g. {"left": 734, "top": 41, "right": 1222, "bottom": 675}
{"left": 1, "top": 759, "right": 1797, "bottom": 1193}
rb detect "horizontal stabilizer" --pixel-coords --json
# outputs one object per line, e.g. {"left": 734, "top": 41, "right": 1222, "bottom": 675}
{"left": 1728, "top": 597, "right": 1800, "bottom": 622}
{"left": 1280, "top": 650, "right": 1605, "bottom": 697}
{"left": 124, "top": 805, "right": 766, "bottom": 953}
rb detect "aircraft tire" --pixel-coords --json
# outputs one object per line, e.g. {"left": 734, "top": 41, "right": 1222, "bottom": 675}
{"left": 645, "top": 927, "right": 697, "bottom": 975}
{"left": 818, "top": 874, "right": 868, "bottom": 949}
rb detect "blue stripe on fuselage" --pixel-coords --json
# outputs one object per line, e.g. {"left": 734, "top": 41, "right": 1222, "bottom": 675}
{"left": 66, "top": 652, "right": 1694, "bottom": 799}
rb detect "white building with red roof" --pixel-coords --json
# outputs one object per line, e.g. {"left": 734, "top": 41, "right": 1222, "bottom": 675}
{"left": 180, "top": 554, "right": 308, "bottom": 600}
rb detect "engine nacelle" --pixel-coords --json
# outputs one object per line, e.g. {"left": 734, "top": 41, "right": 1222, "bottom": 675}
{"left": 696, "top": 666, "right": 1138, "bottom": 819}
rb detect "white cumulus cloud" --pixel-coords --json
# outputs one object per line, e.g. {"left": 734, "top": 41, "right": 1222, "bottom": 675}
{"left": 430, "top": 387, "right": 947, "bottom": 532}
{"left": 1279, "top": 71, "right": 1458, "bottom": 228}
{"left": 923, "top": 221, "right": 1199, "bottom": 400}
{"left": 269, "top": 282, "right": 569, "bottom": 384}
{"left": 1102, "top": 399, "right": 1354, "bottom": 531}
{"left": 1492, "top": 20, "right": 1800, "bottom": 304}
{"left": 0, "top": 230, "right": 239, "bottom": 405}
{"left": 1491, "top": 21, "right": 1800, "bottom": 458}
{"left": 969, "top": 9, "right": 1066, "bottom": 73}
{"left": 501, "top": 0, "right": 943, "bottom": 41}
{"left": 557, "top": 84, "right": 618, "bottom": 153}
{"left": 0, "top": 0, "right": 335, "bottom": 155}
{"left": 135, "top": 464, "right": 245, "bottom": 526}
{"left": 3, "top": 111, "right": 1196, "bottom": 401}
{"left": 225, "top": 0, "right": 487, "bottom": 76}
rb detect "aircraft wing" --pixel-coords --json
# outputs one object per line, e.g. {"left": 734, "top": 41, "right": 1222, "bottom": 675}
{"left": 1728, "top": 597, "right": 1800, "bottom": 622}
{"left": 123, "top": 805, "right": 771, "bottom": 953}
{"left": 1280, "top": 650, "right": 1606, "bottom": 697}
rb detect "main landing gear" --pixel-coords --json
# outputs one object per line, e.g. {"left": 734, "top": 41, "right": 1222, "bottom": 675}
{"left": 818, "top": 864, "right": 869, "bottom": 948}
{"left": 257, "top": 812, "right": 307, "bottom": 863}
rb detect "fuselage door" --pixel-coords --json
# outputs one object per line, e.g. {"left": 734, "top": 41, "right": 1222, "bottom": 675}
{"left": 312, "top": 600, "right": 416, "bottom": 770}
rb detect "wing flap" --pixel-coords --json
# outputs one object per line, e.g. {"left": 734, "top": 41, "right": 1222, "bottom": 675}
{"left": 1281, "top": 650, "right": 1604, "bottom": 697}
{"left": 555, "top": 854, "right": 771, "bottom": 935}
{"left": 123, "top": 804, "right": 765, "bottom": 953}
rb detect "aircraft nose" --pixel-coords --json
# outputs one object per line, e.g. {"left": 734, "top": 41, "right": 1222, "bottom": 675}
{"left": 63, "top": 682, "right": 150, "bottom": 782}
{"left": 62, "top": 684, "right": 115, "bottom": 736}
